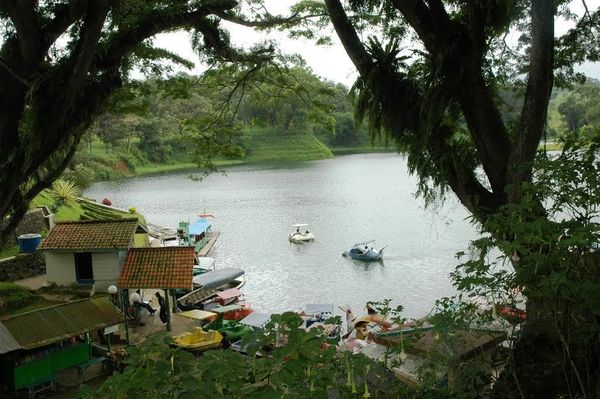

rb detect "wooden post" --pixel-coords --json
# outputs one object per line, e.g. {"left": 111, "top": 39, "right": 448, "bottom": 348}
{"left": 164, "top": 289, "right": 171, "bottom": 331}
{"left": 122, "top": 290, "right": 130, "bottom": 346}
{"left": 171, "top": 289, "right": 178, "bottom": 313}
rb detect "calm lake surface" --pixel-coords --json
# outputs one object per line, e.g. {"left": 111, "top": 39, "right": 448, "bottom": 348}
{"left": 85, "top": 153, "right": 478, "bottom": 318}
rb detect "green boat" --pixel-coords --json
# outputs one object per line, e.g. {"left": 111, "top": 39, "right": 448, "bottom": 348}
{"left": 204, "top": 314, "right": 254, "bottom": 341}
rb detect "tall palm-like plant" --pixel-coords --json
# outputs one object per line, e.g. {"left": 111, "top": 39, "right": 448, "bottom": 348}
{"left": 49, "top": 180, "right": 81, "bottom": 212}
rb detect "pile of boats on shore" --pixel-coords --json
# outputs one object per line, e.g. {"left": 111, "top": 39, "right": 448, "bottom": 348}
{"left": 151, "top": 218, "right": 524, "bottom": 385}
{"left": 170, "top": 269, "right": 526, "bottom": 389}
{"left": 172, "top": 292, "right": 436, "bottom": 357}
{"left": 164, "top": 252, "right": 426, "bottom": 357}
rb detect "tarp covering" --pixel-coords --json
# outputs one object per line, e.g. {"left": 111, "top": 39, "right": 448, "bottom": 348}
{"left": 239, "top": 312, "right": 272, "bottom": 328}
{"left": 189, "top": 218, "right": 211, "bottom": 235}
{"left": 193, "top": 268, "right": 244, "bottom": 289}
{"left": 217, "top": 288, "right": 242, "bottom": 301}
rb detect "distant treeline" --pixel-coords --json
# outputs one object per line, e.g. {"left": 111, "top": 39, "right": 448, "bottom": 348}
{"left": 62, "top": 67, "right": 600, "bottom": 189}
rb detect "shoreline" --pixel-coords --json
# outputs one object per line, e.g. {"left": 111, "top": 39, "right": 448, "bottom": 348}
{"left": 90, "top": 148, "right": 397, "bottom": 183}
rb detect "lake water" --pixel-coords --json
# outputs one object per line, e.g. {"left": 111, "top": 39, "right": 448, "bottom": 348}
{"left": 85, "top": 153, "right": 478, "bottom": 318}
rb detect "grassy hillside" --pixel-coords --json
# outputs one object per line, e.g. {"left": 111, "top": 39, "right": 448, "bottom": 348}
{"left": 241, "top": 128, "right": 333, "bottom": 163}
{"left": 79, "top": 129, "right": 334, "bottom": 179}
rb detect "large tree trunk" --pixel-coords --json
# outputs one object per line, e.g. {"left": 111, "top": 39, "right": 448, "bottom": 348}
{"left": 492, "top": 297, "right": 600, "bottom": 398}
{"left": 0, "top": 0, "right": 249, "bottom": 242}
{"left": 324, "top": 0, "right": 600, "bottom": 397}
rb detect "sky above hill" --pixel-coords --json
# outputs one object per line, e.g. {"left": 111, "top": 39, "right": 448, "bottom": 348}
{"left": 154, "top": 0, "right": 600, "bottom": 86}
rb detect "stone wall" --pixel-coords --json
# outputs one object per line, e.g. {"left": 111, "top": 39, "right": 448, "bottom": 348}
{"left": 15, "top": 208, "right": 51, "bottom": 237}
{"left": 1, "top": 207, "right": 53, "bottom": 248}
{"left": 0, "top": 252, "right": 46, "bottom": 281}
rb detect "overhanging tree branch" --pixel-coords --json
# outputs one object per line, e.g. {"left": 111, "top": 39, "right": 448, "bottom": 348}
{"left": 2, "top": 0, "right": 41, "bottom": 66}
{"left": 96, "top": 2, "right": 239, "bottom": 69}
{"left": 390, "top": 0, "right": 446, "bottom": 51}
{"left": 40, "top": 0, "right": 88, "bottom": 52}
{"left": 324, "top": 0, "right": 373, "bottom": 76}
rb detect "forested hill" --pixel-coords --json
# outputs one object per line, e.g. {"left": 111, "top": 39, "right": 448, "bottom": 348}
{"left": 65, "top": 66, "right": 375, "bottom": 188}
{"left": 62, "top": 68, "right": 600, "bottom": 189}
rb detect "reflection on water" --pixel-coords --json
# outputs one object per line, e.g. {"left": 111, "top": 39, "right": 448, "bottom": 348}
{"left": 85, "top": 153, "right": 478, "bottom": 318}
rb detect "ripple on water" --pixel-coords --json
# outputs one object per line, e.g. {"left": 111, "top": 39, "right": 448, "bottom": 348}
{"left": 85, "top": 154, "right": 477, "bottom": 318}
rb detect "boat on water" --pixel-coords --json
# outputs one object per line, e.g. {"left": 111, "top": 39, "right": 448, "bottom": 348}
{"left": 172, "top": 327, "right": 223, "bottom": 353}
{"left": 374, "top": 323, "right": 435, "bottom": 346}
{"left": 177, "top": 309, "right": 218, "bottom": 326}
{"left": 289, "top": 223, "right": 315, "bottom": 243}
{"left": 342, "top": 240, "right": 386, "bottom": 261}
{"left": 494, "top": 304, "right": 526, "bottom": 323}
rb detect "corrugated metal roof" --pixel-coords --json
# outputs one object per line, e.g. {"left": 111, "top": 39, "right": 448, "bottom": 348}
{"left": 2, "top": 297, "right": 124, "bottom": 350}
{"left": 119, "top": 247, "right": 195, "bottom": 289}
{"left": 0, "top": 322, "right": 22, "bottom": 354}
{"left": 39, "top": 219, "right": 139, "bottom": 250}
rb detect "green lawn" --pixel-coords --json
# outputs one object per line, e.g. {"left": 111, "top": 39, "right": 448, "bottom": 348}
{"left": 135, "top": 162, "right": 198, "bottom": 175}
{"left": 241, "top": 131, "right": 333, "bottom": 162}
{"left": 0, "top": 244, "right": 19, "bottom": 259}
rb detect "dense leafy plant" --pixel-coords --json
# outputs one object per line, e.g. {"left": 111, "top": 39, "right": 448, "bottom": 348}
{"left": 0, "top": 0, "right": 301, "bottom": 241}
{"left": 81, "top": 312, "right": 419, "bottom": 399}
{"left": 0, "top": 282, "right": 35, "bottom": 309}
{"left": 425, "top": 134, "right": 600, "bottom": 397}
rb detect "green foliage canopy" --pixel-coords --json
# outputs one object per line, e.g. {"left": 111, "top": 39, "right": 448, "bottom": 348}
{"left": 0, "top": 0, "right": 305, "bottom": 241}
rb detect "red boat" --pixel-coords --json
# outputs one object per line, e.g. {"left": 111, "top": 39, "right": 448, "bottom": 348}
{"left": 212, "top": 302, "right": 253, "bottom": 321}
{"left": 495, "top": 304, "right": 526, "bottom": 323}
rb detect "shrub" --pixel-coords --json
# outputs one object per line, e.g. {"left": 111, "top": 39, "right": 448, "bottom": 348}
{"left": 0, "top": 282, "right": 36, "bottom": 308}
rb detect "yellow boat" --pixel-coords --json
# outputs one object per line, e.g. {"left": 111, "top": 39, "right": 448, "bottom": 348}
{"left": 173, "top": 327, "right": 223, "bottom": 353}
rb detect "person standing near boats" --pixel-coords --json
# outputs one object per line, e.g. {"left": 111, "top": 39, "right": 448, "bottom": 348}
{"left": 155, "top": 291, "right": 168, "bottom": 324}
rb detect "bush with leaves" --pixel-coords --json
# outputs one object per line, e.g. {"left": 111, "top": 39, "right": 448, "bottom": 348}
{"left": 429, "top": 135, "right": 600, "bottom": 397}
{"left": 61, "top": 164, "right": 97, "bottom": 191}
{"left": 0, "top": 282, "right": 35, "bottom": 309}
{"left": 80, "top": 312, "right": 423, "bottom": 399}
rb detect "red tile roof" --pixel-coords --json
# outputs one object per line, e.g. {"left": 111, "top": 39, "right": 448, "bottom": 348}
{"left": 39, "top": 219, "right": 139, "bottom": 250}
{"left": 118, "top": 247, "right": 195, "bottom": 289}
